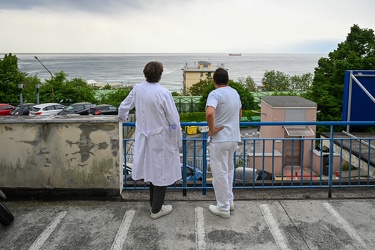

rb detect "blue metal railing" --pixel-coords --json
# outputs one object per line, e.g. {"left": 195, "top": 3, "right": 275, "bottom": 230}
{"left": 122, "top": 121, "right": 375, "bottom": 197}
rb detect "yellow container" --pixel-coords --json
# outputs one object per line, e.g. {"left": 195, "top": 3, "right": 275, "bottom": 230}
{"left": 186, "top": 126, "right": 198, "bottom": 135}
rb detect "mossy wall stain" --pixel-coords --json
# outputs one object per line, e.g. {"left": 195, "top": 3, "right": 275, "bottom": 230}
{"left": 0, "top": 119, "right": 121, "bottom": 189}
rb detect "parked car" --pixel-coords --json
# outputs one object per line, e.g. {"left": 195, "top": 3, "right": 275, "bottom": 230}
{"left": 180, "top": 163, "right": 203, "bottom": 182}
{"left": 0, "top": 104, "right": 14, "bottom": 116}
{"left": 29, "top": 103, "right": 65, "bottom": 116}
{"left": 234, "top": 167, "right": 259, "bottom": 184}
{"left": 57, "top": 102, "right": 96, "bottom": 115}
{"left": 89, "top": 104, "right": 118, "bottom": 115}
{"left": 10, "top": 103, "right": 35, "bottom": 116}
{"left": 123, "top": 163, "right": 203, "bottom": 182}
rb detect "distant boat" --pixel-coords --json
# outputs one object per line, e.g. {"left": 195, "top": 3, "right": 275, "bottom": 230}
{"left": 229, "top": 53, "right": 241, "bottom": 56}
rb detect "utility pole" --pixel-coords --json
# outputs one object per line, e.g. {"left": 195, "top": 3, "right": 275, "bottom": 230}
{"left": 34, "top": 56, "right": 54, "bottom": 103}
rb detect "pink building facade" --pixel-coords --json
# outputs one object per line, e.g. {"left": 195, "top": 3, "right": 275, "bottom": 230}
{"left": 247, "top": 96, "right": 339, "bottom": 176}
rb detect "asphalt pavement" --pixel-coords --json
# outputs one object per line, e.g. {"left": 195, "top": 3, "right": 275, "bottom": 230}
{"left": 2, "top": 188, "right": 375, "bottom": 250}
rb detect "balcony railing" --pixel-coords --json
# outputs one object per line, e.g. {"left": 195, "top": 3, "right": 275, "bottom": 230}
{"left": 122, "top": 121, "right": 375, "bottom": 197}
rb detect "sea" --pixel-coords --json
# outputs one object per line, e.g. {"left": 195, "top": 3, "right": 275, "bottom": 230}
{"left": 14, "top": 53, "right": 326, "bottom": 93}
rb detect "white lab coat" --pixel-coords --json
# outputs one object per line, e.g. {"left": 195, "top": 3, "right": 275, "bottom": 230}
{"left": 118, "top": 82, "right": 182, "bottom": 186}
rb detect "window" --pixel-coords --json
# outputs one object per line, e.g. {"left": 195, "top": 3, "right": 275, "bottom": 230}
{"left": 283, "top": 108, "right": 314, "bottom": 136}
{"left": 285, "top": 109, "right": 305, "bottom": 121}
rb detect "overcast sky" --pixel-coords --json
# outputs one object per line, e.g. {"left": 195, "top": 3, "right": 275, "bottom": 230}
{"left": 1, "top": 0, "right": 374, "bottom": 54}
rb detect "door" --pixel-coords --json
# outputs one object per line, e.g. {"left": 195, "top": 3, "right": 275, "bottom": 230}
{"left": 284, "top": 134, "right": 301, "bottom": 167}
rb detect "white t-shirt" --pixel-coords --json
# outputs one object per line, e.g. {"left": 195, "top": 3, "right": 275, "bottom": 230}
{"left": 205, "top": 86, "right": 242, "bottom": 143}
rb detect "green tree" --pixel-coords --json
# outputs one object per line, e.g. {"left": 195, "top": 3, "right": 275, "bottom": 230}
{"left": 21, "top": 75, "right": 42, "bottom": 104}
{"left": 188, "top": 78, "right": 213, "bottom": 96}
{"left": 101, "top": 88, "right": 132, "bottom": 107}
{"left": 307, "top": 24, "right": 375, "bottom": 121}
{"left": 198, "top": 80, "right": 254, "bottom": 111}
{"left": 238, "top": 76, "right": 257, "bottom": 92}
{"left": 39, "top": 71, "right": 96, "bottom": 104}
{"left": 102, "top": 84, "right": 112, "bottom": 90}
{"left": 0, "top": 53, "right": 26, "bottom": 103}
{"left": 261, "top": 70, "right": 290, "bottom": 91}
{"left": 289, "top": 73, "right": 313, "bottom": 91}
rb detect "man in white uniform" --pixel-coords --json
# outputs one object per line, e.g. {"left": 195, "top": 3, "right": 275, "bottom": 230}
{"left": 118, "top": 61, "right": 182, "bottom": 219}
{"left": 205, "top": 68, "right": 242, "bottom": 218}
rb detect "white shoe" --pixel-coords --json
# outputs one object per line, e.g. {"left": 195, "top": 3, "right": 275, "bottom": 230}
{"left": 208, "top": 205, "right": 230, "bottom": 219}
{"left": 150, "top": 205, "right": 173, "bottom": 219}
{"left": 230, "top": 201, "right": 235, "bottom": 211}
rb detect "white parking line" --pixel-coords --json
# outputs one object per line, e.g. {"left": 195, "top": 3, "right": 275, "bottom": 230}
{"left": 28, "top": 211, "right": 67, "bottom": 250}
{"left": 323, "top": 203, "right": 367, "bottom": 250}
{"left": 111, "top": 209, "right": 136, "bottom": 250}
{"left": 260, "top": 204, "right": 290, "bottom": 250}
{"left": 195, "top": 207, "right": 206, "bottom": 250}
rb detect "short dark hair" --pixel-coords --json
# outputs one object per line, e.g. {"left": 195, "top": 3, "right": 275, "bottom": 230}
{"left": 213, "top": 68, "right": 229, "bottom": 85}
{"left": 143, "top": 61, "right": 163, "bottom": 83}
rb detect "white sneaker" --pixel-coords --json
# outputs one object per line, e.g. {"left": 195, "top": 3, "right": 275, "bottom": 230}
{"left": 230, "top": 201, "right": 235, "bottom": 211}
{"left": 208, "top": 205, "right": 230, "bottom": 219}
{"left": 150, "top": 205, "right": 173, "bottom": 219}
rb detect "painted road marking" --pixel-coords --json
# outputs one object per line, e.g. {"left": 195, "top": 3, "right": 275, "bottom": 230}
{"left": 260, "top": 204, "right": 291, "bottom": 250}
{"left": 323, "top": 203, "right": 367, "bottom": 250}
{"left": 111, "top": 209, "right": 136, "bottom": 250}
{"left": 195, "top": 207, "right": 206, "bottom": 250}
{"left": 28, "top": 211, "right": 67, "bottom": 250}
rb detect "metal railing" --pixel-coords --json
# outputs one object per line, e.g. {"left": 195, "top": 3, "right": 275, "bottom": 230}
{"left": 122, "top": 121, "right": 375, "bottom": 197}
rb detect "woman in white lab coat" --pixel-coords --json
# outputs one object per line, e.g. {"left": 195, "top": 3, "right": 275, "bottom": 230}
{"left": 118, "top": 61, "right": 182, "bottom": 219}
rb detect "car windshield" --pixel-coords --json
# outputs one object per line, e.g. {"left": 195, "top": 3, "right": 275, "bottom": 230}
{"left": 64, "top": 105, "right": 82, "bottom": 111}
{"left": 11, "top": 107, "right": 20, "bottom": 114}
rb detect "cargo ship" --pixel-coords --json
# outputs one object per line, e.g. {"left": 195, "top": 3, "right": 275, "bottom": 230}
{"left": 229, "top": 53, "right": 241, "bottom": 56}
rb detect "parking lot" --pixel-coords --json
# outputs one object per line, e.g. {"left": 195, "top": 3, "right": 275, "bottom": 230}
{"left": 2, "top": 188, "right": 375, "bottom": 250}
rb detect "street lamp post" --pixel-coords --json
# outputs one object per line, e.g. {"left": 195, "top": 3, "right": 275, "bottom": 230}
{"left": 34, "top": 56, "right": 54, "bottom": 103}
{"left": 18, "top": 84, "right": 23, "bottom": 105}
{"left": 36, "top": 84, "right": 40, "bottom": 104}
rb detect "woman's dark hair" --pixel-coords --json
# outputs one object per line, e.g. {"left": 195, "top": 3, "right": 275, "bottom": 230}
{"left": 143, "top": 61, "right": 163, "bottom": 83}
{"left": 213, "top": 67, "right": 229, "bottom": 85}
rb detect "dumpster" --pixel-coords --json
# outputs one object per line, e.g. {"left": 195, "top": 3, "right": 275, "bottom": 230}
{"left": 250, "top": 116, "right": 261, "bottom": 122}
{"left": 240, "top": 116, "right": 249, "bottom": 128}
{"left": 186, "top": 126, "right": 198, "bottom": 135}
{"left": 250, "top": 116, "right": 261, "bottom": 129}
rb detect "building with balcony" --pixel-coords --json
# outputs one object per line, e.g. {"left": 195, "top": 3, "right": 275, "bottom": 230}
{"left": 182, "top": 61, "right": 217, "bottom": 95}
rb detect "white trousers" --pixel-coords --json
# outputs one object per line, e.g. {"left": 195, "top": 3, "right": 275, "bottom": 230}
{"left": 209, "top": 141, "right": 238, "bottom": 211}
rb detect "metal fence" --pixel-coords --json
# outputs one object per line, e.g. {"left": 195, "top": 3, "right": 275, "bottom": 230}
{"left": 122, "top": 121, "right": 375, "bottom": 197}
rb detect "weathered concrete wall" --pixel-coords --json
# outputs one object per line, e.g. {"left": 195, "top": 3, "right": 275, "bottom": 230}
{"left": 0, "top": 116, "right": 123, "bottom": 196}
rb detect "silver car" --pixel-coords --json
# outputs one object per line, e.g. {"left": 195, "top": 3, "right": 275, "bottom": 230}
{"left": 29, "top": 103, "right": 65, "bottom": 116}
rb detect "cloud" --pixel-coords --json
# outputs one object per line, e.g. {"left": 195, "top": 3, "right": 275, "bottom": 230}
{"left": 1, "top": 0, "right": 375, "bottom": 53}
{"left": 0, "top": 0, "right": 144, "bottom": 12}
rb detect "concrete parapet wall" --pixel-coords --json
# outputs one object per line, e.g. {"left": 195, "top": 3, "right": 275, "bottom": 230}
{"left": 0, "top": 116, "right": 123, "bottom": 197}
